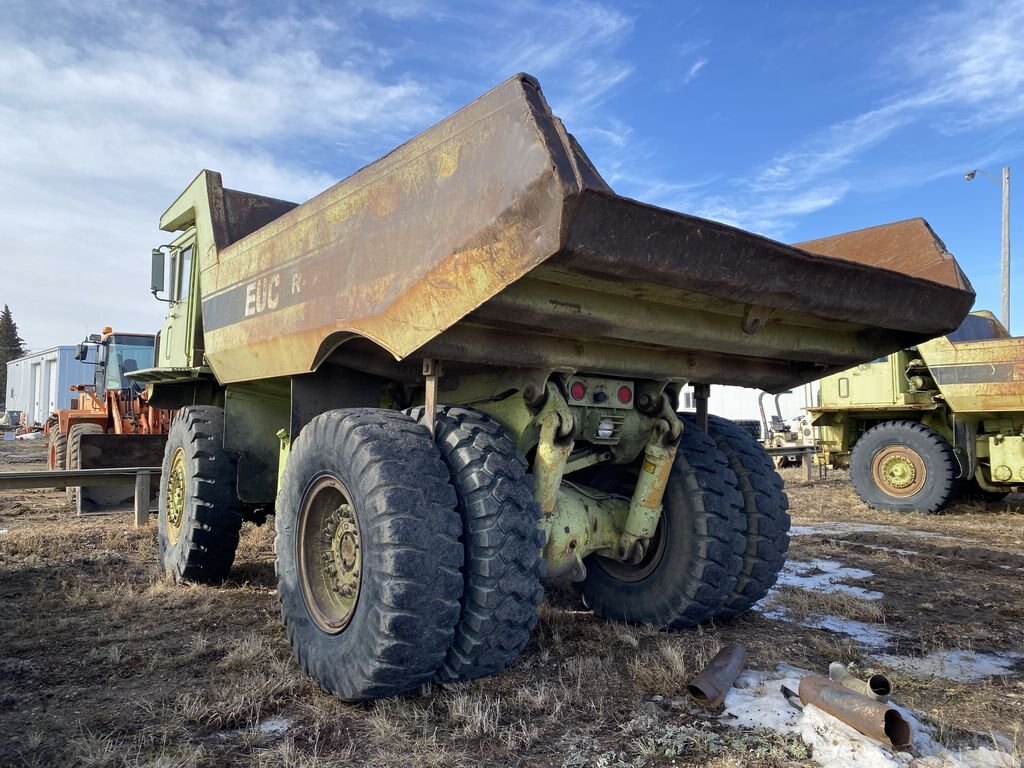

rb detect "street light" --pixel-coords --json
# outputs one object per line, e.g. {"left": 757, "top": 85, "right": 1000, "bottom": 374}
{"left": 964, "top": 166, "right": 1010, "bottom": 331}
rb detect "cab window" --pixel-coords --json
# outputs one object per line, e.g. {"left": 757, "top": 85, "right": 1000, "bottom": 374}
{"left": 170, "top": 244, "right": 194, "bottom": 303}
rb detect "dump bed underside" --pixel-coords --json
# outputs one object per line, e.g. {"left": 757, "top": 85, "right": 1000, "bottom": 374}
{"left": 171, "top": 74, "right": 974, "bottom": 390}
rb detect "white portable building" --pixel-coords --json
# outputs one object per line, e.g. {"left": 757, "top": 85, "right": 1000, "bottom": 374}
{"left": 5, "top": 346, "right": 96, "bottom": 426}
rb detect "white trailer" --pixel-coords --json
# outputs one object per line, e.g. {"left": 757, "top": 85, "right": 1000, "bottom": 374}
{"left": 5, "top": 347, "right": 95, "bottom": 426}
{"left": 680, "top": 383, "right": 819, "bottom": 435}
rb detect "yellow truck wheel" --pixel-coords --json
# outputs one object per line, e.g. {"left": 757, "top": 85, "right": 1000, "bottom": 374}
{"left": 682, "top": 414, "right": 790, "bottom": 618}
{"left": 850, "top": 420, "right": 957, "bottom": 513}
{"left": 408, "top": 405, "right": 545, "bottom": 683}
{"left": 580, "top": 426, "right": 744, "bottom": 628}
{"left": 158, "top": 406, "right": 243, "bottom": 582}
{"left": 275, "top": 408, "right": 463, "bottom": 701}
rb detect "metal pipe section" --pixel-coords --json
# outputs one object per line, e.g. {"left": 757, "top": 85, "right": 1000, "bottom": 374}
{"left": 828, "top": 662, "right": 892, "bottom": 702}
{"left": 686, "top": 644, "right": 748, "bottom": 709}
{"left": 799, "top": 676, "right": 912, "bottom": 748}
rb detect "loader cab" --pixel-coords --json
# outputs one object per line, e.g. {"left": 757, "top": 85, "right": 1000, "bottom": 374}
{"left": 75, "top": 331, "right": 156, "bottom": 398}
{"left": 100, "top": 333, "right": 156, "bottom": 394}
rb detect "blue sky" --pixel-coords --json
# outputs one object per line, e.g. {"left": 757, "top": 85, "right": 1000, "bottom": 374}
{"left": 2, "top": 0, "right": 1022, "bottom": 348}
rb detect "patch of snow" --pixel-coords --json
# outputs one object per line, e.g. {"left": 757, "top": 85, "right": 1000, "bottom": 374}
{"left": 256, "top": 716, "right": 292, "bottom": 735}
{"left": 790, "top": 522, "right": 954, "bottom": 541}
{"left": 853, "top": 543, "right": 920, "bottom": 557}
{"left": 720, "top": 666, "right": 1019, "bottom": 768}
{"left": 874, "top": 649, "right": 1024, "bottom": 683}
{"left": 801, "top": 615, "right": 895, "bottom": 648}
{"left": 775, "top": 558, "right": 883, "bottom": 600}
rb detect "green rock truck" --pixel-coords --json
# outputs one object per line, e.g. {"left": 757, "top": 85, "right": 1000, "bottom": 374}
{"left": 132, "top": 74, "right": 974, "bottom": 700}
{"left": 810, "top": 310, "right": 1022, "bottom": 512}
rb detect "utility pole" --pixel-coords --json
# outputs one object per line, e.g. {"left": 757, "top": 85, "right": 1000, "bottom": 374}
{"left": 965, "top": 166, "right": 1011, "bottom": 332}
{"left": 1001, "top": 166, "right": 1010, "bottom": 332}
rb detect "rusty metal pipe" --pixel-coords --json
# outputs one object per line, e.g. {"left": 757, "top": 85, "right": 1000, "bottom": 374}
{"left": 686, "top": 644, "right": 747, "bottom": 709}
{"left": 799, "top": 675, "right": 912, "bottom": 748}
{"left": 828, "top": 662, "right": 892, "bottom": 702}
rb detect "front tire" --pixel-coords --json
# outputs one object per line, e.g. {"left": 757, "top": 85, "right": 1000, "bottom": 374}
{"left": 158, "top": 406, "right": 243, "bottom": 582}
{"left": 275, "top": 408, "right": 463, "bottom": 701}
{"left": 409, "top": 405, "right": 545, "bottom": 682}
{"left": 49, "top": 427, "right": 67, "bottom": 490}
{"left": 66, "top": 423, "right": 103, "bottom": 506}
{"left": 850, "top": 420, "right": 957, "bottom": 513}
{"left": 581, "top": 425, "right": 744, "bottom": 628}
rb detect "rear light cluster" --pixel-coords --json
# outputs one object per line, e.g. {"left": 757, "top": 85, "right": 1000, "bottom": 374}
{"left": 567, "top": 378, "right": 633, "bottom": 406}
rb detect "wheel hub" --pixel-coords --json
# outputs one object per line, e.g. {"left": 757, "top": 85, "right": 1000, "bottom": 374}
{"left": 166, "top": 447, "right": 186, "bottom": 543}
{"left": 298, "top": 476, "right": 362, "bottom": 633}
{"left": 881, "top": 456, "right": 916, "bottom": 489}
{"left": 871, "top": 445, "right": 926, "bottom": 498}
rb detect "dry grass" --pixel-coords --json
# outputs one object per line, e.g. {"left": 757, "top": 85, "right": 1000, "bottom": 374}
{"left": 764, "top": 585, "right": 885, "bottom": 622}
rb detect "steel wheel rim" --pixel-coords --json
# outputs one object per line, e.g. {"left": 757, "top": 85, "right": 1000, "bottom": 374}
{"left": 871, "top": 445, "right": 926, "bottom": 498}
{"left": 297, "top": 474, "right": 362, "bottom": 634}
{"left": 165, "top": 447, "right": 187, "bottom": 544}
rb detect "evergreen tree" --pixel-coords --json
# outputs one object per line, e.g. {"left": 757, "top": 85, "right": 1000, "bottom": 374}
{"left": 0, "top": 304, "right": 27, "bottom": 406}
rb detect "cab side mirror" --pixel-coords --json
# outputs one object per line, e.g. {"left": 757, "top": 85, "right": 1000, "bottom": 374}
{"left": 151, "top": 248, "right": 169, "bottom": 301}
{"left": 75, "top": 343, "right": 88, "bottom": 361}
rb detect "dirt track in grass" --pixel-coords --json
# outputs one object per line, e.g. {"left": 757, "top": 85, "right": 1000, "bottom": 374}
{"left": 1, "top": 440, "right": 1021, "bottom": 767}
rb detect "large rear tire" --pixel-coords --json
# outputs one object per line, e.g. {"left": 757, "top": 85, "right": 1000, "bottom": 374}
{"left": 581, "top": 425, "right": 744, "bottom": 628}
{"left": 850, "top": 420, "right": 957, "bottom": 513}
{"left": 408, "top": 405, "right": 545, "bottom": 682}
{"left": 275, "top": 408, "right": 463, "bottom": 701}
{"left": 158, "top": 406, "right": 244, "bottom": 582}
{"left": 682, "top": 414, "right": 790, "bottom": 618}
{"left": 65, "top": 423, "right": 103, "bottom": 506}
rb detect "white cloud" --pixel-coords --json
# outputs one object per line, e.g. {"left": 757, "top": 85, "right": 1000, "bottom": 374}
{"left": 479, "top": 0, "right": 634, "bottom": 123}
{"left": 683, "top": 57, "right": 707, "bottom": 84}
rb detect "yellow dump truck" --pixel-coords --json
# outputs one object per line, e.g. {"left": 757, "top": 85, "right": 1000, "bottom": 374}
{"left": 811, "top": 310, "right": 1022, "bottom": 512}
{"left": 132, "top": 74, "right": 974, "bottom": 700}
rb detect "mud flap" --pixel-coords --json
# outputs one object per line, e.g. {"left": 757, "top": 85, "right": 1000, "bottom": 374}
{"left": 76, "top": 434, "right": 167, "bottom": 514}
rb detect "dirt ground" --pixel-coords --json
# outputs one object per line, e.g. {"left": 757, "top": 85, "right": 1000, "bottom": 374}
{"left": 1, "top": 438, "right": 1022, "bottom": 767}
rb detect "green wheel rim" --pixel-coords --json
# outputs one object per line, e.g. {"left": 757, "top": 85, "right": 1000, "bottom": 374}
{"left": 297, "top": 474, "right": 363, "bottom": 633}
{"left": 166, "top": 447, "right": 187, "bottom": 544}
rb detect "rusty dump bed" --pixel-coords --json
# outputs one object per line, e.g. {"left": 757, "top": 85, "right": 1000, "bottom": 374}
{"left": 176, "top": 74, "right": 974, "bottom": 392}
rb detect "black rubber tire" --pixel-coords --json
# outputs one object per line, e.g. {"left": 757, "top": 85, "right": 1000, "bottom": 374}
{"left": 682, "top": 414, "right": 790, "bottom": 618}
{"left": 158, "top": 406, "right": 244, "bottom": 582}
{"left": 850, "top": 420, "right": 957, "bottom": 513}
{"left": 581, "top": 425, "right": 744, "bottom": 628}
{"left": 276, "top": 408, "right": 463, "bottom": 701}
{"left": 408, "top": 405, "right": 545, "bottom": 682}
{"left": 48, "top": 427, "right": 66, "bottom": 472}
{"left": 66, "top": 423, "right": 103, "bottom": 505}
